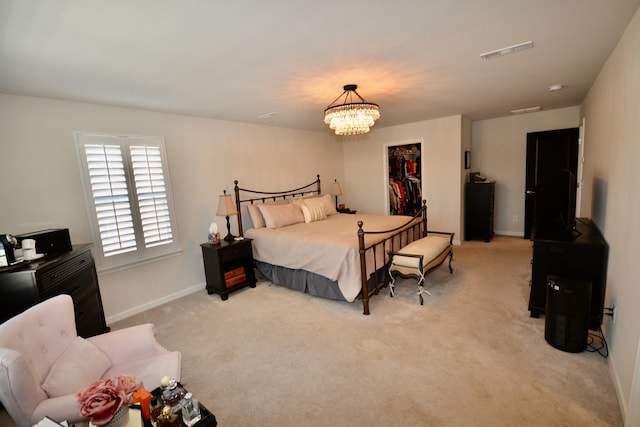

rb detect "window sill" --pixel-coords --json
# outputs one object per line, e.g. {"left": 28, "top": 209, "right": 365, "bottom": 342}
{"left": 96, "top": 248, "right": 184, "bottom": 275}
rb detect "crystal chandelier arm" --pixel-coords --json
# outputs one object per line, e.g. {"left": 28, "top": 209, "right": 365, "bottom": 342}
{"left": 326, "top": 89, "right": 349, "bottom": 109}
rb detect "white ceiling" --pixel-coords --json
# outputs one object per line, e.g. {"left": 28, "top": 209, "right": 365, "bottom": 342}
{"left": 1, "top": 1, "right": 638, "bottom": 133}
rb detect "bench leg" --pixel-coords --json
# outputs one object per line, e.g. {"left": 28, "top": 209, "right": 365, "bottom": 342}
{"left": 448, "top": 250, "right": 454, "bottom": 273}
{"left": 388, "top": 265, "right": 396, "bottom": 297}
{"left": 416, "top": 273, "right": 431, "bottom": 305}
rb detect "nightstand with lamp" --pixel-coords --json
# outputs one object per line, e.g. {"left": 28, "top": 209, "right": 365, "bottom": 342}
{"left": 201, "top": 190, "right": 256, "bottom": 300}
{"left": 332, "top": 179, "right": 357, "bottom": 214}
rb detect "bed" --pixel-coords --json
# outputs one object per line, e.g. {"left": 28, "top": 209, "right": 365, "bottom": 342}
{"left": 233, "top": 175, "right": 429, "bottom": 314}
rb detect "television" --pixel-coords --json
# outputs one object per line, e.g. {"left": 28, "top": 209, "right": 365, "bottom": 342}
{"left": 561, "top": 169, "right": 577, "bottom": 232}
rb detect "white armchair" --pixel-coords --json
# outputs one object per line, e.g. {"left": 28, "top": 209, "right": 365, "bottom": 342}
{"left": 0, "top": 294, "right": 181, "bottom": 427}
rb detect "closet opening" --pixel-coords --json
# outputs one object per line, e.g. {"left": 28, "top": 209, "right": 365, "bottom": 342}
{"left": 387, "top": 142, "right": 422, "bottom": 216}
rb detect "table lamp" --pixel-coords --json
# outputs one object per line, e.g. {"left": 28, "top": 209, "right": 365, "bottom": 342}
{"left": 216, "top": 190, "right": 237, "bottom": 242}
{"left": 331, "top": 179, "right": 343, "bottom": 210}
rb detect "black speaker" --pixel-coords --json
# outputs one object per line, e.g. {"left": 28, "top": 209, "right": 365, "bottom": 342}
{"left": 545, "top": 275, "right": 592, "bottom": 353}
{"left": 15, "top": 228, "right": 72, "bottom": 256}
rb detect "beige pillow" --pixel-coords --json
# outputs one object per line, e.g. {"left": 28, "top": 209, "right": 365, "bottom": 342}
{"left": 301, "top": 202, "right": 327, "bottom": 223}
{"left": 316, "top": 194, "right": 338, "bottom": 215}
{"left": 247, "top": 204, "right": 266, "bottom": 229}
{"left": 41, "top": 337, "right": 111, "bottom": 397}
{"left": 257, "top": 203, "right": 304, "bottom": 229}
{"left": 247, "top": 200, "right": 289, "bottom": 229}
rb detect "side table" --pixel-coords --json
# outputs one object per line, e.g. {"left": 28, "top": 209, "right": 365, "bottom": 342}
{"left": 148, "top": 383, "right": 217, "bottom": 427}
{"left": 201, "top": 238, "right": 257, "bottom": 300}
{"left": 337, "top": 207, "right": 357, "bottom": 214}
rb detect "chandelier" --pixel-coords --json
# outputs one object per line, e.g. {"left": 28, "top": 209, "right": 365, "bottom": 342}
{"left": 324, "top": 84, "right": 380, "bottom": 136}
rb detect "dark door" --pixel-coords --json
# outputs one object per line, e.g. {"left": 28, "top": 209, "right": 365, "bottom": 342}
{"left": 524, "top": 128, "right": 579, "bottom": 239}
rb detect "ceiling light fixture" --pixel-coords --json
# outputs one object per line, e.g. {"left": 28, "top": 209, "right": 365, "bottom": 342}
{"left": 324, "top": 84, "right": 380, "bottom": 136}
{"left": 480, "top": 41, "right": 534, "bottom": 60}
{"left": 548, "top": 84, "right": 564, "bottom": 92}
{"left": 510, "top": 106, "right": 541, "bottom": 114}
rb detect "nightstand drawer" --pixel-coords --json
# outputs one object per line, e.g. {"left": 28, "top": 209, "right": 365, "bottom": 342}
{"left": 221, "top": 241, "right": 252, "bottom": 263}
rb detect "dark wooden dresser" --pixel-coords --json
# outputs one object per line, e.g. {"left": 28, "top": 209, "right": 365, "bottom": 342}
{"left": 465, "top": 181, "right": 495, "bottom": 242}
{"left": 0, "top": 244, "right": 108, "bottom": 337}
{"left": 528, "top": 218, "right": 608, "bottom": 330}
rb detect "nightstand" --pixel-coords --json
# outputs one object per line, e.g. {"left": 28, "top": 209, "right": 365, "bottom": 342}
{"left": 201, "top": 238, "right": 257, "bottom": 300}
{"left": 337, "top": 207, "right": 357, "bottom": 214}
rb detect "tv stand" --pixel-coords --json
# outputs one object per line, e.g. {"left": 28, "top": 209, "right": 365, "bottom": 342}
{"left": 528, "top": 218, "right": 608, "bottom": 330}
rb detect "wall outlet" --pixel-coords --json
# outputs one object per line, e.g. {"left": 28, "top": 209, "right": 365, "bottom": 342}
{"left": 512, "top": 215, "right": 519, "bottom": 223}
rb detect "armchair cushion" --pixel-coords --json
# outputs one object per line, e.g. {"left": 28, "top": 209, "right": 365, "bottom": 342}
{"left": 41, "top": 337, "right": 110, "bottom": 397}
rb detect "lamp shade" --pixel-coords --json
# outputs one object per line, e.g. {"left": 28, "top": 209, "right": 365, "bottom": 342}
{"left": 216, "top": 194, "right": 237, "bottom": 216}
{"left": 331, "top": 181, "right": 343, "bottom": 196}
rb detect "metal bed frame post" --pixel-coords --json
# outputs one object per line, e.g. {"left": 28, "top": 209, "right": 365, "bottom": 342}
{"left": 233, "top": 180, "right": 243, "bottom": 237}
{"left": 357, "top": 221, "right": 370, "bottom": 315}
{"left": 357, "top": 200, "right": 428, "bottom": 315}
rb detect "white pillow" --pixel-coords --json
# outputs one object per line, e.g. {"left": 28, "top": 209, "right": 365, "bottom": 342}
{"left": 41, "top": 337, "right": 111, "bottom": 397}
{"left": 306, "top": 194, "right": 337, "bottom": 216}
{"left": 301, "top": 202, "right": 327, "bottom": 223}
{"left": 257, "top": 203, "right": 304, "bottom": 229}
{"left": 247, "top": 200, "right": 289, "bottom": 229}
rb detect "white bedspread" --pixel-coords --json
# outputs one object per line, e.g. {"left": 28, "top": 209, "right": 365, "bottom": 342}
{"left": 245, "top": 213, "right": 418, "bottom": 302}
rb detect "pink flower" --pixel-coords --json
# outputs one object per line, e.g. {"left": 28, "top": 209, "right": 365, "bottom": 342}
{"left": 112, "top": 374, "right": 138, "bottom": 396}
{"left": 77, "top": 375, "right": 139, "bottom": 425}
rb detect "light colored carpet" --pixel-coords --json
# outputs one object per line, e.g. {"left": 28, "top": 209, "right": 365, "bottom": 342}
{"left": 0, "top": 237, "right": 622, "bottom": 426}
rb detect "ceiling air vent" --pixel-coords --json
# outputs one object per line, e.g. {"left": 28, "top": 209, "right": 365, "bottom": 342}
{"left": 480, "top": 41, "right": 534, "bottom": 60}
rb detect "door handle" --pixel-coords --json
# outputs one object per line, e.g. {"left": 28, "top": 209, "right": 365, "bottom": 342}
{"left": 526, "top": 190, "right": 536, "bottom": 195}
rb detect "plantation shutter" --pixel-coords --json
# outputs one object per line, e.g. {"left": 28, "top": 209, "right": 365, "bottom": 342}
{"left": 85, "top": 143, "right": 137, "bottom": 257}
{"left": 130, "top": 145, "right": 174, "bottom": 248}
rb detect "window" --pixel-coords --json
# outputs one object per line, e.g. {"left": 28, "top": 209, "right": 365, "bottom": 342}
{"left": 74, "top": 132, "right": 180, "bottom": 271}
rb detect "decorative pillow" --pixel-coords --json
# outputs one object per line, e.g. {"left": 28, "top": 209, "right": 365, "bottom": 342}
{"left": 301, "top": 202, "right": 327, "bottom": 223}
{"left": 247, "top": 200, "right": 289, "bottom": 229}
{"left": 257, "top": 203, "right": 305, "bottom": 229}
{"left": 41, "top": 337, "right": 111, "bottom": 397}
{"left": 291, "top": 199, "right": 307, "bottom": 210}
{"left": 307, "top": 194, "right": 337, "bottom": 216}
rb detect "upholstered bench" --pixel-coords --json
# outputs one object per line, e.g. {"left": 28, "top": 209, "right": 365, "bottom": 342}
{"left": 388, "top": 231, "right": 454, "bottom": 304}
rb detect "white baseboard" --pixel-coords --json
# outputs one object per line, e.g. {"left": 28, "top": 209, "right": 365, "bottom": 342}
{"left": 495, "top": 230, "right": 525, "bottom": 237}
{"left": 105, "top": 282, "right": 205, "bottom": 324}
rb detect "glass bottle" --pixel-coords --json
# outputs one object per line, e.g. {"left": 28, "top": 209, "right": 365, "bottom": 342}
{"left": 156, "top": 405, "right": 180, "bottom": 427}
{"left": 160, "top": 378, "right": 185, "bottom": 413}
{"left": 149, "top": 396, "right": 163, "bottom": 427}
{"left": 181, "top": 392, "right": 202, "bottom": 426}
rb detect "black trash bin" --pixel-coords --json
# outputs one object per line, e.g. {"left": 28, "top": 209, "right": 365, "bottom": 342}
{"left": 545, "top": 275, "right": 592, "bottom": 353}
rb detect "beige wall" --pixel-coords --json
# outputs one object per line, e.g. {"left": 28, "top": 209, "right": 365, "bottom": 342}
{"left": 580, "top": 6, "right": 640, "bottom": 421}
{"left": 341, "top": 115, "right": 464, "bottom": 243}
{"left": 471, "top": 106, "right": 581, "bottom": 236}
{"left": 0, "top": 93, "right": 344, "bottom": 321}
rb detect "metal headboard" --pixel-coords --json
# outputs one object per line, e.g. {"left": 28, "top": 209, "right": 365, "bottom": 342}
{"left": 233, "top": 175, "right": 321, "bottom": 236}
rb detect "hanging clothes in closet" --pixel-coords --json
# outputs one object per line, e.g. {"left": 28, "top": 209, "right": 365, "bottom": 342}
{"left": 388, "top": 143, "right": 422, "bottom": 216}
